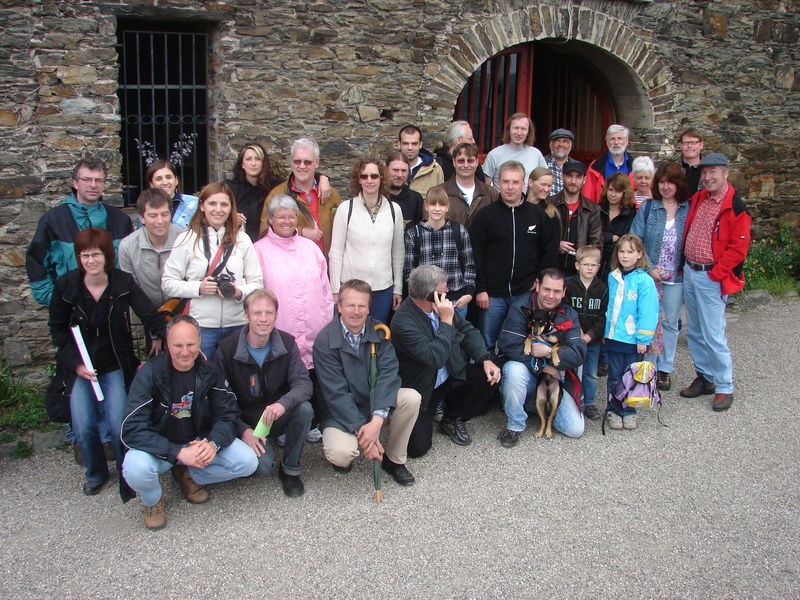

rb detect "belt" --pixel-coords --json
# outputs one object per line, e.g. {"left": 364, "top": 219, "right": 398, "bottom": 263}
{"left": 686, "top": 259, "right": 713, "bottom": 272}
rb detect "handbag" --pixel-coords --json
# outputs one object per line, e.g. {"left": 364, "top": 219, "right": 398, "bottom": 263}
{"left": 43, "top": 363, "right": 76, "bottom": 423}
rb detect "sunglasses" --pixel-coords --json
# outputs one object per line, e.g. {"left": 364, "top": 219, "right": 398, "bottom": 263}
{"left": 292, "top": 159, "right": 315, "bottom": 166}
{"left": 359, "top": 173, "right": 380, "bottom": 180}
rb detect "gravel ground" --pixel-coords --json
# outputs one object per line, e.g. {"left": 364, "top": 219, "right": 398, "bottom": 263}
{"left": 1, "top": 299, "right": 798, "bottom": 600}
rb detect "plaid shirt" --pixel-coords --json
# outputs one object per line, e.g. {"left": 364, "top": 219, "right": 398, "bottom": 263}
{"left": 684, "top": 185, "right": 728, "bottom": 264}
{"left": 545, "top": 155, "right": 565, "bottom": 195}
{"left": 403, "top": 221, "right": 475, "bottom": 294}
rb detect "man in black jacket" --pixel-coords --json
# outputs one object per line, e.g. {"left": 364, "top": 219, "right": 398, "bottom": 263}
{"left": 469, "top": 160, "right": 558, "bottom": 350}
{"left": 392, "top": 265, "right": 501, "bottom": 457}
{"left": 122, "top": 315, "right": 258, "bottom": 530}
{"left": 215, "top": 290, "right": 313, "bottom": 497}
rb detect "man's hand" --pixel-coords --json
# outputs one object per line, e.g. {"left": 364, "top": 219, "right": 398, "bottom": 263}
{"left": 262, "top": 402, "right": 286, "bottom": 424}
{"left": 529, "top": 339, "right": 552, "bottom": 358}
{"left": 432, "top": 291, "right": 454, "bottom": 325}
{"left": 149, "top": 338, "right": 162, "bottom": 356}
{"left": 356, "top": 416, "right": 384, "bottom": 459}
{"left": 190, "top": 438, "right": 218, "bottom": 467}
{"left": 483, "top": 359, "right": 501, "bottom": 385}
{"left": 392, "top": 294, "right": 402, "bottom": 310}
{"left": 542, "top": 364, "right": 561, "bottom": 379}
{"left": 559, "top": 240, "right": 575, "bottom": 255}
{"left": 580, "top": 332, "right": 592, "bottom": 344}
{"left": 176, "top": 442, "right": 207, "bottom": 469}
{"left": 75, "top": 364, "right": 97, "bottom": 382}
{"left": 318, "top": 175, "right": 332, "bottom": 204}
{"left": 476, "top": 291, "right": 489, "bottom": 310}
{"left": 241, "top": 428, "right": 267, "bottom": 457}
{"left": 301, "top": 226, "right": 324, "bottom": 242}
{"left": 237, "top": 212, "right": 247, "bottom": 227}
{"left": 454, "top": 294, "right": 472, "bottom": 308}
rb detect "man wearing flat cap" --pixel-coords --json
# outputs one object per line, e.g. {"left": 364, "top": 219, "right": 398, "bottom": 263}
{"left": 545, "top": 128, "right": 575, "bottom": 195}
{"left": 550, "top": 159, "right": 602, "bottom": 275}
{"left": 679, "top": 153, "right": 751, "bottom": 412}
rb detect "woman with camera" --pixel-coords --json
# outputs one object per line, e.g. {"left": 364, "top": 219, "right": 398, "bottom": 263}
{"left": 162, "top": 182, "right": 263, "bottom": 359}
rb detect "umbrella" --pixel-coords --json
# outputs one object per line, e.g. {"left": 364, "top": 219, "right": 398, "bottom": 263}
{"left": 368, "top": 323, "right": 391, "bottom": 503}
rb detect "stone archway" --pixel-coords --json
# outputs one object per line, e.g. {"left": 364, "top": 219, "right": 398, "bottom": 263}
{"left": 425, "top": 4, "right": 674, "bottom": 150}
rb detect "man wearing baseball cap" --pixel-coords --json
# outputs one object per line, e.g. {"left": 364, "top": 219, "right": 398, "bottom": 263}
{"left": 545, "top": 128, "right": 575, "bottom": 195}
{"left": 679, "top": 153, "right": 751, "bottom": 412}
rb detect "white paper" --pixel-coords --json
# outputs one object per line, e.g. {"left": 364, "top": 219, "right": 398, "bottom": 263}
{"left": 70, "top": 325, "right": 104, "bottom": 402}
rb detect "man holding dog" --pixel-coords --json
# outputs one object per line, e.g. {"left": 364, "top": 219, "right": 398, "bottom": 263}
{"left": 679, "top": 153, "right": 750, "bottom": 411}
{"left": 496, "top": 268, "right": 586, "bottom": 447}
{"left": 392, "top": 265, "right": 501, "bottom": 457}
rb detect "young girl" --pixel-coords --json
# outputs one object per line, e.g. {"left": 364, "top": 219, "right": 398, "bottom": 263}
{"left": 604, "top": 233, "right": 659, "bottom": 430}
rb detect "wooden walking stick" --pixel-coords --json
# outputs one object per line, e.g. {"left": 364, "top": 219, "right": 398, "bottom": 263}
{"left": 368, "top": 323, "right": 392, "bottom": 503}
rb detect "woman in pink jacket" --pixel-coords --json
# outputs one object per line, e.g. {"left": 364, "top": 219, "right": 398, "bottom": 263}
{"left": 254, "top": 194, "right": 334, "bottom": 441}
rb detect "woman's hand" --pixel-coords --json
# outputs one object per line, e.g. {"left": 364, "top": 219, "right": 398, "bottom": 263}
{"left": 75, "top": 365, "right": 97, "bottom": 382}
{"left": 392, "top": 294, "right": 402, "bottom": 310}
{"left": 237, "top": 212, "right": 247, "bottom": 227}
{"left": 199, "top": 276, "right": 218, "bottom": 296}
{"left": 454, "top": 294, "right": 473, "bottom": 308}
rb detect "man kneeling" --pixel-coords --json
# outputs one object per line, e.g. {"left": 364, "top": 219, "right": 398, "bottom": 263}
{"left": 312, "top": 279, "right": 421, "bottom": 486}
{"left": 496, "top": 268, "right": 586, "bottom": 447}
{"left": 122, "top": 315, "right": 257, "bottom": 530}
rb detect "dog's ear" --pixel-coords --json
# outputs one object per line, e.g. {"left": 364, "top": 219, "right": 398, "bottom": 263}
{"left": 547, "top": 307, "right": 559, "bottom": 322}
{"left": 520, "top": 306, "right": 534, "bottom": 319}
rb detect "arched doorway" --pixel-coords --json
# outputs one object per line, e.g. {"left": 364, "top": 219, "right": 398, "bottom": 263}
{"left": 453, "top": 39, "right": 655, "bottom": 163}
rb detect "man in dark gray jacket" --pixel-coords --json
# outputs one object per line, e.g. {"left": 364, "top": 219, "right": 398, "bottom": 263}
{"left": 392, "top": 265, "right": 501, "bottom": 457}
{"left": 312, "top": 279, "right": 421, "bottom": 486}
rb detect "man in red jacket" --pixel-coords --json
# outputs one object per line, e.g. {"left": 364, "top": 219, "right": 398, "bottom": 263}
{"left": 581, "top": 124, "right": 635, "bottom": 203}
{"left": 679, "top": 153, "right": 751, "bottom": 412}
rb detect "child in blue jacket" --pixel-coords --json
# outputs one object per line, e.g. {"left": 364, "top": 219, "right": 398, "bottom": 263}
{"left": 604, "top": 233, "right": 659, "bottom": 430}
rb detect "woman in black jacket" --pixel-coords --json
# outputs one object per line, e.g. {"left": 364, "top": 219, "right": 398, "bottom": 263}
{"left": 48, "top": 228, "right": 165, "bottom": 496}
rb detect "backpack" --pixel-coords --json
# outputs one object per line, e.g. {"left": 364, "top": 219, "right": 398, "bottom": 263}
{"left": 602, "top": 360, "right": 665, "bottom": 434}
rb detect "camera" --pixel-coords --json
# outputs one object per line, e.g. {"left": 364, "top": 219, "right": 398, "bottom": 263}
{"left": 215, "top": 270, "right": 237, "bottom": 299}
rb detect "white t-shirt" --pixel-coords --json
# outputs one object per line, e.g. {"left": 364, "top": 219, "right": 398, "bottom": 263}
{"left": 482, "top": 144, "right": 547, "bottom": 189}
{"left": 456, "top": 182, "right": 476, "bottom": 206}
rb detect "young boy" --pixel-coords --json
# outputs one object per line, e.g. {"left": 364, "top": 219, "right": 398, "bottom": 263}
{"left": 565, "top": 246, "right": 608, "bottom": 420}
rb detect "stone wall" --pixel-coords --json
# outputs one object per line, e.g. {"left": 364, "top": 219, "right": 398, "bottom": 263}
{"left": 0, "top": 0, "right": 798, "bottom": 366}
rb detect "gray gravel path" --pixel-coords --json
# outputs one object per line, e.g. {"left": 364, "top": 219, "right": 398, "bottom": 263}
{"left": 1, "top": 299, "right": 798, "bottom": 600}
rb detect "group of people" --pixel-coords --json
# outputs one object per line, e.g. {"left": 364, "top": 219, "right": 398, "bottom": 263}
{"left": 25, "top": 116, "right": 751, "bottom": 530}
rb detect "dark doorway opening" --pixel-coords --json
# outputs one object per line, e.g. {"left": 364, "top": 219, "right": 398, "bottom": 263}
{"left": 454, "top": 40, "right": 618, "bottom": 163}
{"left": 116, "top": 19, "right": 210, "bottom": 206}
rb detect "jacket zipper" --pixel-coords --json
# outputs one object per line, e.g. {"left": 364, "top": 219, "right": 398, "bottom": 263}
{"left": 508, "top": 205, "right": 516, "bottom": 296}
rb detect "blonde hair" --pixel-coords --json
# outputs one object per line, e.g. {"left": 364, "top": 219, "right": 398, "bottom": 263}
{"left": 576, "top": 245, "right": 601, "bottom": 264}
{"left": 611, "top": 234, "right": 650, "bottom": 270}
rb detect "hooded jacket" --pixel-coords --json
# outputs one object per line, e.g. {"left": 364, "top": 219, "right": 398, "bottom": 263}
{"left": 565, "top": 274, "right": 608, "bottom": 344}
{"left": 26, "top": 193, "right": 133, "bottom": 305}
{"left": 408, "top": 148, "right": 444, "bottom": 196}
{"left": 581, "top": 150, "right": 635, "bottom": 204}
{"left": 552, "top": 191, "right": 603, "bottom": 274}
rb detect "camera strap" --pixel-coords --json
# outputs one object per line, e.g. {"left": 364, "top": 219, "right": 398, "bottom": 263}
{"left": 201, "top": 230, "right": 233, "bottom": 278}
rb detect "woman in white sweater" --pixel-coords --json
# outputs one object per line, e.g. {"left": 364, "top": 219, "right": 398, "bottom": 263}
{"left": 162, "top": 182, "right": 263, "bottom": 359}
{"left": 328, "top": 158, "right": 404, "bottom": 324}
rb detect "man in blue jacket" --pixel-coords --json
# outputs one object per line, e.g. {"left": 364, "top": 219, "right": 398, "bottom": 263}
{"left": 122, "top": 315, "right": 258, "bottom": 530}
{"left": 496, "top": 268, "right": 587, "bottom": 447}
{"left": 26, "top": 156, "right": 133, "bottom": 305}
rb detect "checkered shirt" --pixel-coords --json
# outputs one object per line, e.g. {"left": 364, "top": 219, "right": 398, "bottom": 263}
{"left": 684, "top": 185, "right": 728, "bottom": 265}
{"left": 403, "top": 220, "right": 475, "bottom": 293}
{"left": 545, "top": 155, "right": 565, "bottom": 195}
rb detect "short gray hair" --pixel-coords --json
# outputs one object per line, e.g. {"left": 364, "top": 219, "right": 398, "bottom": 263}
{"left": 267, "top": 193, "right": 300, "bottom": 218}
{"left": 290, "top": 137, "right": 320, "bottom": 161}
{"left": 408, "top": 265, "right": 447, "bottom": 300}
{"left": 632, "top": 156, "right": 655, "bottom": 175}
{"left": 166, "top": 314, "right": 200, "bottom": 337}
{"left": 606, "top": 124, "right": 630, "bottom": 139}
{"left": 445, "top": 120, "right": 471, "bottom": 148}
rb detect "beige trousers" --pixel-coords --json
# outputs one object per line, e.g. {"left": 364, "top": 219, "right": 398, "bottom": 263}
{"left": 322, "top": 388, "right": 421, "bottom": 467}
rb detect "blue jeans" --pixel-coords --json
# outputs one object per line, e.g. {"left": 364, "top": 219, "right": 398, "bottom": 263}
{"left": 70, "top": 369, "right": 126, "bottom": 485}
{"left": 477, "top": 291, "right": 529, "bottom": 351}
{"left": 123, "top": 438, "right": 258, "bottom": 506}
{"left": 646, "top": 282, "right": 683, "bottom": 374}
{"left": 501, "top": 361, "right": 584, "bottom": 437}
{"left": 200, "top": 325, "right": 243, "bottom": 361}
{"left": 454, "top": 305, "right": 468, "bottom": 320}
{"left": 253, "top": 401, "right": 313, "bottom": 477}
{"left": 607, "top": 347, "right": 642, "bottom": 416}
{"left": 579, "top": 343, "right": 602, "bottom": 408}
{"left": 369, "top": 286, "right": 393, "bottom": 324}
{"left": 683, "top": 268, "right": 733, "bottom": 393}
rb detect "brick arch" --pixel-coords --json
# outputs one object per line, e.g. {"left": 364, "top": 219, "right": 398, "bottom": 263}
{"left": 428, "top": 5, "right": 675, "bottom": 132}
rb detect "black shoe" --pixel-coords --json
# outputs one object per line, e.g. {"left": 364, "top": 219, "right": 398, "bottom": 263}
{"left": 82, "top": 476, "right": 108, "bottom": 496}
{"left": 433, "top": 400, "right": 445, "bottom": 424}
{"left": 438, "top": 418, "right": 472, "bottom": 446}
{"left": 331, "top": 463, "right": 352, "bottom": 474}
{"left": 656, "top": 371, "right": 672, "bottom": 391}
{"left": 583, "top": 405, "right": 600, "bottom": 420}
{"left": 381, "top": 456, "right": 415, "bottom": 486}
{"left": 680, "top": 374, "right": 715, "bottom": 398}
{"left": 597, "top": 359, "right": 608, "bottom": 376}
{"left": 278, "top": 467, "right": 305, "bottom": 497}
{"left": 498, "top": 428, "right": 521, "bottom": 448}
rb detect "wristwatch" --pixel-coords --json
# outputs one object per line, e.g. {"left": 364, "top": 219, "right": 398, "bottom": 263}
{"left": 208, "top": 440, "right": 220, "bottom": 452}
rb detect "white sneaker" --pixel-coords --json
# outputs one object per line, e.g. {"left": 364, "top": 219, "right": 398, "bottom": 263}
{"left": 607, "top": 412, "right": 623, "bottom": 430}
{"left": 306, "top": 427, "right": 323, "bottom": 443}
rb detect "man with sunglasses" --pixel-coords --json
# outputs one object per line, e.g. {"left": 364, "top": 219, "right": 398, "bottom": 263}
{"left": 259, "top": 137, "right": 341, "bottom": 257}
{"left": 26, "top": 155, "right": 133, "bottom": 306}
{"left": 433, "top": 142, "right": 498, "bottom": 228}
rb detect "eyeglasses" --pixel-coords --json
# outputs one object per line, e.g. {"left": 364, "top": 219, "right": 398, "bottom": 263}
{"left": 359, "top": 173, "right": 380, "bottom": 180}
{"left": 77, "top": 177, "right": 105, "bottom": 185}
{"left": 292, "top": 159, "right": 314, "bottom": 166}
{"left": 455, "top": 157, "right": 477, "bottom": 165}
{"left": 681, "top": 140, "right": 702, "bottom": 146}
{"left": 79, "top": 252, "right": 104, "bottom": 260}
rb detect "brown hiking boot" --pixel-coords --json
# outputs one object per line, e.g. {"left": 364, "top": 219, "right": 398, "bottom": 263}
{"left": 143, "top": 496, "right": 166, "bottom": 530}
{"left": 172, "top": 465, "right": 209, "bottom": 504}
{"left": 679, "top": 375, "right": 715, "bottom": 398}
